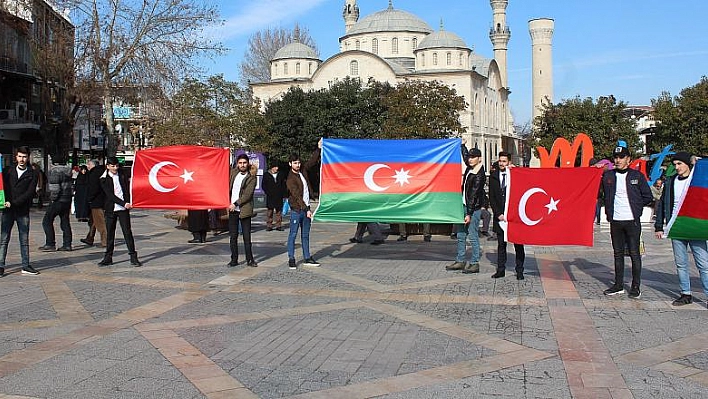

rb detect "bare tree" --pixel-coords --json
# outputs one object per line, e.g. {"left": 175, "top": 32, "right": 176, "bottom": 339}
{"left": 60, "top": 0, "right": 225, "bottom": 155}
{"left": 239, "top": 24, "right": 318, "bottom": 86}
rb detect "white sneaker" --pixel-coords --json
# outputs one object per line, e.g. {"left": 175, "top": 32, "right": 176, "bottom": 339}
{"left": 303, "top": 257, "right": 320, "bottom": 267}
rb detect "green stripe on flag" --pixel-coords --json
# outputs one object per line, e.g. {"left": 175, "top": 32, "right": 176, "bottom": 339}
{"left": 0, "top": 191, "right": 4, "bottom": 209}
{"left": 314, "top": 192, "right": 464, "bottom": 223}
{"left": 668, "top": 216, "right": 708, "bottom": 240}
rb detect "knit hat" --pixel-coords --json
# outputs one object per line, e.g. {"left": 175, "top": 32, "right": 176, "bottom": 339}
{"left": 672, "top": 151, "right": 692, "bottom": 167}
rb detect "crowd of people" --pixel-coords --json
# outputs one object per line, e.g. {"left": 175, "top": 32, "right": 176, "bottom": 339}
{"left": 1, "top": 142, "right": 706, "bottom": 309}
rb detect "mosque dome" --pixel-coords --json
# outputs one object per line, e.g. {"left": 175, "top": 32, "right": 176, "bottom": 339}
{"left": 416, "top": 29, "right": 468, "bottom": 50}
{"left": 272, "top": 42, "right": 319, "bottom": 61}
{"left": 346, "top": 3, "right": 433, "bottom": 36}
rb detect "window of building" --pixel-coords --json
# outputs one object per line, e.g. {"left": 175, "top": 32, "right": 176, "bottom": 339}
{"left": 412, "top": 37, "right": 418, "bottom": 49}
{"left": 433, "top": 52, "right": 438, "bottom": 65}
{"left": 421, "top": 53, "right": 425, "bottom": 67}
{"left": 284, "top": 62, "right": 288, "bottom": 74}
{"left": 355, "top": 40, "right": 360, "bottom": 50}
{"left": 446, "top": 52, "right": 451, "bottom": 65}
{"left": 350, "top": 60, "right": 359, "bottom": 76}
{"left": 296, "top": 62, "right": 300, "bottom": 74}
{"left": 392, "top": 37, "right": 398, "bottom": 54}
{"left": 372, "top": 38, "right": 378, "bottom": 54}
{"left": 459, "top": 53, "right": 463, "bottom": 66}
{"left": 273, "top": 63, "right": 278, "bottom": 76}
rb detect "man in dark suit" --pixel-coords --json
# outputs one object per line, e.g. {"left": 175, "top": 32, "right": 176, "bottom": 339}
{"left": 98, "top": 157, "right": 141, "bottom": 267}
{"left": 81, "top": 159, "right": 107, "bottom": 247}
{"left": 262, "top": 163, "right": 286, "bottom": 231}
{"left": 0, "top": 146, "right": 39, "bottom": 276}
{"left": 489, "top": 151, "right": 525, "bottom": 280}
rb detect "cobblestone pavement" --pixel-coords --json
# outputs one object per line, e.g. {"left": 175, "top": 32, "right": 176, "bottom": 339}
{"left": 1, "top": 207, "right": 707, "bottom": 398}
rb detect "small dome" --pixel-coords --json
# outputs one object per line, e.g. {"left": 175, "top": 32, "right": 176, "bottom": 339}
{"left": 272, "top": 42, "right": 319, "bottom": 61}
{"left": 346, "top": 4, "right": 433, "bottom": 36}
{"left": 416, "top": 30, "right": 468, "bottom": 50}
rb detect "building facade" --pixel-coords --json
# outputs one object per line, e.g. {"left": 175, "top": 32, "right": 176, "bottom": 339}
{"left": 251, "top": 0, "right": 522, "bottom": 168}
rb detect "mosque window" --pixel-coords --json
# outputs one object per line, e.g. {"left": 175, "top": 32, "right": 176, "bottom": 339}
{"left": 273, "top": 63, "right": 278, "bottom": 76}
{"left": 350, "top": 60, "right": 359, "bottom": 76}
{"left": 284, "top": 62, "right": 288, "bottom": 74}
{"left": 433, "top": 52, "right": 438, "bottom": 65}
{"left": 421, "top": 53, "right": 425, "bottom": 67}
{"left": 459, "top": 53, "right": 463, "bottom": 66}
{"left": 412, "top": 37, "right": 418, "bottom": 49}
{"left": 446, "top": 52, "right": 451, "bottom": 66}
{"left": 308, "top": 63, "right": 312, "bottom": 74}
{"left": 296, "top": 62, "right": 301, "bottom": 74}
{"left": 355, "top": 40, "right": 360, "bottom": 50}
{"left": 372, "top": 38, "right": 378, "bottom": 54}
{"left": 392, "top": 37, "right": 398, "bottom": 54}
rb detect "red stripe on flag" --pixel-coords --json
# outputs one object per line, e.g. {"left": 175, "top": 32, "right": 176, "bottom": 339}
{"left": 678, "top": 186, "right": 708, "bottom": 220}
{"left": 321, "top": 162, "right": 461, "bottom": 194}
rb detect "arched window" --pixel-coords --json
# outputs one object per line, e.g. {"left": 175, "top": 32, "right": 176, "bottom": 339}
{"left": 372, "top": 38, "right": 378, "bottom": 54}
{"left": 284, "top": 62, "right": 288, "bottom": 74}
{"left": 446, "top": 52, "right": 451, "bottom": 65}
{"left": 459, "top": 53, "right": 463, "bottom": 66}
{"left": 355, "top": 40, "right": 360, "bottom": 50}
{"left": 296, "top": 62, "right": 301, "bottom": 74}
{"left": 350, "top": 60, "right": 359, "bottom": 76}
{"left": 433, "top": 52, "right": 438, "bottom": 65}
{"left": 421, "top": 53, "right": 425, "bottom": 67}
{"left": 308, "top": 62, "right": 312, "bottom": 74}
{"left": 392, "top": 37, "right": 398, "bottom": 54}
{"left": 273, "top": 63, "right": 278, "bottom": 76}
{"left": 412, "top": 37, "right": 418, "bottom": 49}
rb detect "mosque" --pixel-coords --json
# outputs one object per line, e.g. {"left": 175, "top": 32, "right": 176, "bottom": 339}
{"left": 251, "top": 1, "right": 554, "bottom": 167}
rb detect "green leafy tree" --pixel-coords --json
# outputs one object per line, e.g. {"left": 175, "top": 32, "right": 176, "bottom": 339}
{"left": 153, "top": 75, "right": 265, "bottom": 148}
{"left": 533, "top": 95, "right": 639, "bottom": 160}
{"left": 382, "top": 80, "right": 466, "bottom": 138}
{"left": 651, "top": 76, "right": 708, "bottom": 156}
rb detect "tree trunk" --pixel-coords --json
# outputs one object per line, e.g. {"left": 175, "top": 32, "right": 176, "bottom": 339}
{"left": 103, "top": 91, "right": 117, "bottom": 157}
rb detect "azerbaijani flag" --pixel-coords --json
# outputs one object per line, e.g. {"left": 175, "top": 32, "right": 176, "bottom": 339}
{"left": 0, "top": 155, "right": 4, "bottom": 208}
{"left": 667, "top": 159, "right": 708, "bottom": 240}
{"left": 314, "top": 138, "right": 464, "bottom": 223}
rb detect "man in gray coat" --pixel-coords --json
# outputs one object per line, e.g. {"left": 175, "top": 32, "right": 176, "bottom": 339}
{"left": 39, "top": 155, "right": 73, "bottom": 251}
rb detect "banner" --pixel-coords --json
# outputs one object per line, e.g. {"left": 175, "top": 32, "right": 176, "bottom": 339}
{"left": 505, "top": 167, "right": 603, "bottom": 246}
{"left": 314, "top": 139, "right": 464, "bottom": 223}
{"left": 131, "top": 145, "right": 230, "bottom": 209}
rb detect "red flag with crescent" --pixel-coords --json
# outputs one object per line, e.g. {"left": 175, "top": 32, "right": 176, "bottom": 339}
{"left": 131, "top": 145, "right": 230, "bottom": 209}
{"left": 505, "top": 167, "right": 603, "bottom": 246}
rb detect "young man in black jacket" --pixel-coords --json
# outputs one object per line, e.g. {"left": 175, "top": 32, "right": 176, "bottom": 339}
{"left": 0, "top": 146, "right": 39, "bottom": 276}
{"left": 600, "top": 146, "right": 652, "bottom": 298}
{"left": 98, "top": 157, "right": 141, "bottom": 267}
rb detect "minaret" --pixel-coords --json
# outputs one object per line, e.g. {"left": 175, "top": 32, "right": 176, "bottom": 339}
{"left": 343, "top": 0, "right": 359, "bottom": 34}
{"left": 489, "top": 0, "right": 511, "bottom": 88}
{"left": 528, "top": 18, "right": 554, "bottom": 122}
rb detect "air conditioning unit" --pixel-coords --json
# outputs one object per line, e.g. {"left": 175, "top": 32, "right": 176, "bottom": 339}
{"left": 12, "top": 101, "right": 27, "bottom": 119}
{"left": 0, "top": 109, "right": 16, "bottom": 120}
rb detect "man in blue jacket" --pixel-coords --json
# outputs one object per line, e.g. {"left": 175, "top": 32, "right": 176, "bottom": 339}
{"left": 600, "top": 146, "right": 653, "bottom": 298}
{"left": 0, "top": 146, "right": 39, "bottom": 276}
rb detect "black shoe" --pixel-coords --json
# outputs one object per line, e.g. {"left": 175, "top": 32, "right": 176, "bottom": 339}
{"left": 370, "top": 240, "right": 384, "bottom": 245}
{"left": 38, "top": 245, "right": 55, "bottom": 251}
{"left": 0, "top": 267, "right": 5, "bottom": 277}
{"left": 516, "top": 273, "right": 525, "bottom": 280}
{"left": 98, "top": 259, "right": 113, "bottom": 266}
{"left": 450, "top": 233, "right": 457, "bottom": 239}
{"left": 266, "top": 227, "right": 273, "bottom": 231}
{"left": 80, "top": 238, "right": 93, "bottom": 246}
{"left": 187, "top": 238, "right": 201, "bottom": 243}
{"left": 480, "top": 231, "right": 490, "bottom": 237}
{"left": 672, "top": 294, "right": 693, "bottom": 306}
{"left": 491, "top": 271, "right": 505, "bottom": 278}
{"left": 130, "top": 256, "right": 142, "bottom": 267}
{"left": 628, "top": 285, "right": 641, "bottom": 299}
{"left": 247, "top": 260, "right": 258, "bottom": 267}
{"left": 57, "top": 246, "right": 72, "bottom": 252}
{"left": 303, "top": 257, "right": 320, "bottom": 267}
{"left": 349, "top": 237, "right": 363, "bottom": 244}
{"left": 603, "top": 284, "right": 625, "bottom": 296}
{"left": 227, "top": 261, "right": 238, "bottom": 267}
{"left": 424, "top": 235, "right": 431, "bottom": 242}
{"left": 397, "top": 236, "right": 407, "bottom": 242}
{"left": 487, "top": 236, "right": 497, "bottom": 241}
{"left": 276, "top": 227, "right": 284, "bottom": 231}
{"left": 22, "top": 265, "right": 40, "bottom": 275}
{"left": 288, "top": 258, "right": 297, "bottom": 270}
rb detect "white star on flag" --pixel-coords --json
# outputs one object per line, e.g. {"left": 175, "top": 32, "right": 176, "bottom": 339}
{"left": 392, "top": 168, "right": 412, "bottom": 186}
{"left": 180, "top": 169, "right": 194, "bottom": 184}
{"left": 545, "top": 197, "right": 560, "bottom": 214}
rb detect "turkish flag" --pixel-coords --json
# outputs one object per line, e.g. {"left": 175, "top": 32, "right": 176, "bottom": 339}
{"left": 131, "top": 145, "right": 231, "bottom": 210}
{"left": 505, "top": 167, "right": 603, "bottom": 246}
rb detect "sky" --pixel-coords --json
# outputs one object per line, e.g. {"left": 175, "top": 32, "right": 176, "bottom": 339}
{"left": 201, "top": 0, "right": 708, "bottom": 125}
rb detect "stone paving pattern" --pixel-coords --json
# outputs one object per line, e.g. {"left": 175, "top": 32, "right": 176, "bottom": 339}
{"left": 0, "top": 207, "right": 707, "bottom": 398}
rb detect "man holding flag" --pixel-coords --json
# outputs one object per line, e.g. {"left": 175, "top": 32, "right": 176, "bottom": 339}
{"left": 654, "top": 152, "right": 708, "bottom": 306}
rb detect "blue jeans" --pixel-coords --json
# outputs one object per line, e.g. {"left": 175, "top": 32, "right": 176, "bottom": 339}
{"left": 287, "top": 209, "right": 311, "bottom": 260}
{"left": 0, "top": 210, "right": 31, "bottom": 267}
{"left": 672, "top": 239, "right": 708, "bottom": 296}
{"left": 456, "top": 209, "right": 481, "bottom": 263}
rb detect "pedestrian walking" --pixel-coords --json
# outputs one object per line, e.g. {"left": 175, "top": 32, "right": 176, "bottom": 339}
{"left": 81, "top": 160, "right": 107, "bottom": 247}
{"left": 0, "top": 146, "right": 39, "bottom": 276}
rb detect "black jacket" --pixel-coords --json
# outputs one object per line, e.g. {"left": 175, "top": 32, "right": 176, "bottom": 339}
{"left": 488, "top": 168, "right": 509, "bottom": 234}
{"left": 100, "top": 169, "right": 131, "bottom": 212}
{"left": 262, "top": 170, "right": 286, "bottom": 209}
{"left": 462, "top": 164, "right": 486, "bottom": 216}
{"left": 2, "top": 166, "right": 38, "bottom": 215}
{"left": 87, "top": 165, "right": 106, "bottom": 209}
{"left": 600, "top": 169, "right": 652, "bottom": 222}
{"left": 654, "top": 174, "right": 685, "bottom": 232}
